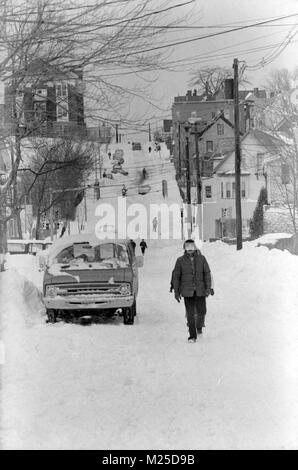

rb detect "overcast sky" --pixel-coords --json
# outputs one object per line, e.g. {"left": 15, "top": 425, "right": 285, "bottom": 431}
{"left": 125, "top": 0, "right": 298, "bottom": 129}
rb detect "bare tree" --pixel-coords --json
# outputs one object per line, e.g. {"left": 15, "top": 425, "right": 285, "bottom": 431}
{"left": 265, "top": 67, "right": 298, "bottom": 96}
{"left": 188, "top": 66, "right": 233, "bottom": 96}
{"left": 259, "top": 69, "right": 298, "bottom": 239}
{"left": 19, "top": 138, "right": 94, "bottom": 238}
{"left": 189, "top": 65, "right": 250, "bottom": 97}
{"left": 0, "top": 0, "right": 193, "bottom": 248}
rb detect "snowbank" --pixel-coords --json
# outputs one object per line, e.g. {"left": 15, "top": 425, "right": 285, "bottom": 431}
{"left": 1, "top": 238, "right": 298, "bottom": 450}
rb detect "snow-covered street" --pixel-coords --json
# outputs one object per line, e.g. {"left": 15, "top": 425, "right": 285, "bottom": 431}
{"left": 2, "top": 0, "right": 298, "bottom": 454}
{"left": 1, "top": 238, "right": 298, "bottom": 449}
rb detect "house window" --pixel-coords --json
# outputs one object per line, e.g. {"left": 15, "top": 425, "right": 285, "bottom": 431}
{"left": 205, "top": 185, "right": 212, "bottom": 199}
{"left": 241, "top": 181, "right": 246, "bottom": 198}
{"left": 226, "top": 182, "right": 231, "bottom": 198}
{"left": 206, "top": 141, "right": 213, "bottom": 152}
{"left": 241, "top": 155, "right": 246, "bottom": 169}
{"left": 232, "top": 182, "right": 235, "bottom": 198}
{"left": 257, "top": 153, "right": 264, "bottom": 173}
{"left": 57, "top": 104, "right": 68, "bottom": 119}
{"left": 34, "top": 101, "right": 46, "bottom": 121}
{"left": 281, "top": 164, "right": 290, "bottom": 184}
{"left": 56, "top": 83, "right": 67, "bottom": 98}
{"left": 57, "top": 105, "right": 63, "bottom": 118}
{"left": 217, "top": 123, "right": 224, "bottom": 135}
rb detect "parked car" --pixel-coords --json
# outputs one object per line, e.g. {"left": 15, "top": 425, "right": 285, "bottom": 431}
{"left": 31, "top": 240, "right": 53, "bottom": 255}
{"left": 113, "top": 149, "right": 124, "bottom": 158}
{"left": 103, "top": 171, "right": 114, "bottom": 179}
{"left": 138, "top": 184, "right": 151, "bottom": 195}
{"left": 7, "top": 239, "right": 52, "bottom": 255}
{"left": 118, "top": 168, "right": 129, "bottom": 176}
{"left": 7, "top": 239, "right": 32, "bottom": 254}
{"left": 112, "top": 162, "right": 122, "bottom": 172}
{"left": 42, "top": 234, "right": 143, "bottom": 325}
{"left": 132, "top": 142, "right": 142, "bottom": 151}
{"left": 111, "top": 163, "right": 128, "bottom": 175}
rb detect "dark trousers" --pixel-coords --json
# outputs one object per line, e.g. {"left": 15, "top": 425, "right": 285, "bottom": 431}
{"left": 184, "top": 294, "right": 206, "bottom": 339}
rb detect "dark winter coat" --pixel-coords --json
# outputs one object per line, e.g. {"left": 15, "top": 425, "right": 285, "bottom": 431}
{"left": 130, "top": 240, "right": 136, "bottom": 254}
{"left": 140, "top": 241, "right": 147, "bottom": 250}
{"left": 172, "top": 250, "right": 211, "bottom": 297}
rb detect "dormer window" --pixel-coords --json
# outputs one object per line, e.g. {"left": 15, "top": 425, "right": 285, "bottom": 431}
{"left": 217, "top": 123, "right": 224, "bottom": 135}
{"left": 206, "top": 141, "right": 213, "bottom": 152}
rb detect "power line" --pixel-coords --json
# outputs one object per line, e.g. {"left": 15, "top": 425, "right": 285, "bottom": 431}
{"left": 91, "top": 13, "right": 298, "bottom": 63}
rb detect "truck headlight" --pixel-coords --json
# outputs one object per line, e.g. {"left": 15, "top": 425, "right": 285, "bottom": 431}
{"left": 46, "top": 285, "right": 68, "bottom": 297}
{"left": 46, "top": 285, "right": 59, "bottom": 297}
{"left": 118, "top": 283, "right": 131, "bottom": 295}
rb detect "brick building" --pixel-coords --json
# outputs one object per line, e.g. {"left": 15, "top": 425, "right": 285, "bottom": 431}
{"left": 3, "top": 69, "right": 86, "bottom": 138}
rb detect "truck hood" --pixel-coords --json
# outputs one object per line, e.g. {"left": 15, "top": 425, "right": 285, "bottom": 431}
{"left": 44, "top": 266, "right": 132, "bottom": 285}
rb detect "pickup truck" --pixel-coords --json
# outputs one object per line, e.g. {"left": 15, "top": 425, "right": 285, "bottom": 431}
{"left": 41, "top": 234, "right": 143, "bottom": 325}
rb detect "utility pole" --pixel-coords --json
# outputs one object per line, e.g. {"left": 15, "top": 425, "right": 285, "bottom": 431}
{"left": 191, "top": 120, "right": 203, "bottom": 240}
{"left": 149, "top": 123, "right": 152, "bottom": 142}
{"left": 233, "top": 58, "right": 243, "bottom": 250}
{"left": 115, "top": 123, "right": 119, "bottom": 143}
{"left": 184, "top": 124, "right": 192, "bottom": 237}
{"left": 178, "top": 122, "right": 181, "bottom": 178}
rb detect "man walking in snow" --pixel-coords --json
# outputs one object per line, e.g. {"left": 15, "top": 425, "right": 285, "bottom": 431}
{"left": 172, "top": 239, "right": 213, "bottom": 342}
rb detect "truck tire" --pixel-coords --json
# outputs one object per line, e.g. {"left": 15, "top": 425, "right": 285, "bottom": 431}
{"left": 46, "top": 309, "right": 57, "bottom": 323}
{"left": 123, "top": 301, "right": 136, "bottom": 325}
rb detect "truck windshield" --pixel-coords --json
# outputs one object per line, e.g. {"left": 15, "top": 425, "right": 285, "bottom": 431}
{"left": 54, "top": 242, "right": 129, "bottom": 269}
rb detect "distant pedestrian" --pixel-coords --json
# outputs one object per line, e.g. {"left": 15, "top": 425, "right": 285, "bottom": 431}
{"left": 94, "top": 179, "right": 100, "bottom": 200}
{"left": 148, "top": 146, "right": 152, "bottom": 153}
{"left": 108, "top": 151, "right": 111, "bottom": 159}
{"left": 142, "top": 167, "right": 147, "bottom": 179}
{"left": 152, "top": 216, "right": 158, "bottom": 232}
{"left": 60, "top": 225, "right": 66, "bottom": 238}
{"left": 130, "top": 239, "right": 136, "bottom": 255}
{"left": 122, "top": 184, "right": 127, "bottom": 197}
{"left": 172, "top": 239, "right": 214, "bottom": 342}
{"left": 140, "top": 239, "right": 147, "bottom": 255}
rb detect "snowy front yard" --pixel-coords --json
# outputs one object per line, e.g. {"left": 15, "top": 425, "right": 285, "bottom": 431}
{"left": 1, "top": 240, "right": 298, "bottom": 449}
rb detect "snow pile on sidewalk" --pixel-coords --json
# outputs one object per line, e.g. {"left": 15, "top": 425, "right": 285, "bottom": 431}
{"left": 1, "top": 239, "right": 298, "bottom": 450}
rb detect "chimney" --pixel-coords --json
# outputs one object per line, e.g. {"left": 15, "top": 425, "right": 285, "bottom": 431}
{"left": 186, "top": 90, "right": 192, "bottom": 100}
{"left": 193, "top": 89, "right": 197, "bottom": 96}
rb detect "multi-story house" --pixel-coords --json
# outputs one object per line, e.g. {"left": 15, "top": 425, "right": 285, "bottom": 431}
{"left": 172, "top": 84, "right": 270, "bottom": 179}
{"left": 195, "top": 129, "right": 284, "bottom": 240}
